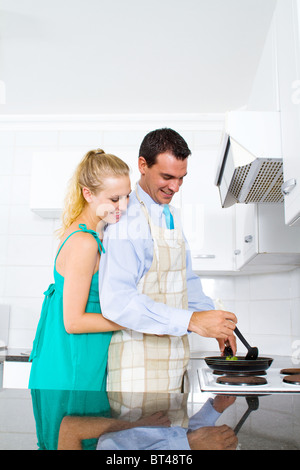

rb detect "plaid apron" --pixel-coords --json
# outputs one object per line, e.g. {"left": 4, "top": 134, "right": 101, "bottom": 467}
{"left": 107, "top": 187, "right": 190, "bottom": 393}
{"left": 108, "top": 391, "right": 190, "bottom": 428}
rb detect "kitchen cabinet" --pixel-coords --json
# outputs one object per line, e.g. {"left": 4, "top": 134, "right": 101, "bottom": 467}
{"left": 276, "top": 0, "right": 300, "bottom": 226}
{"left": 234, "top": 203, "right": 300, "bottom": 272}
{"left": 30, "top": 149, "right": 143, "bottom": 218}
{"left": 3, "top": 361, "right": 31, "bottom": 389}
{"left": 30, "top": 151, "right": 83, "bottom": 218}
{"left": 247, "top": 0, "right": 300, "bottom": 227}
{"left": 181, "top": 148, "right": 235, "bottom": 273}
{"left": 234, "top": 204, "right": 257, "bottom": 270}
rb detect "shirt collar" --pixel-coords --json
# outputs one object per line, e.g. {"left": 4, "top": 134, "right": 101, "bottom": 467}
{"left": 135, "top": 183, "right": 164, "bottom": 217}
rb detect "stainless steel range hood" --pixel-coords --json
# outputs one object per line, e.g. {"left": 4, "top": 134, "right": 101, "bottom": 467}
{"left": 215, "top": 111, "right": 283, "bottom": 208}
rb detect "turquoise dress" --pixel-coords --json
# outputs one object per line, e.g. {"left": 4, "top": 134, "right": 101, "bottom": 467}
{"left": 29, "top": 224, "right": 112, "bottom": 391}
{"left": 30, "top": 389, "right": 111, "bottom": 450}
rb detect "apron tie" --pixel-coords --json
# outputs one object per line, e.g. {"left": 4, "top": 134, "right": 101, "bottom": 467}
{"left": 29, "top": 283, "right": 55, "bottom": 361}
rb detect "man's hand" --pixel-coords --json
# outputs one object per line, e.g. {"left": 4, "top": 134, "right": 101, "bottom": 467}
{"left": 187, "top": 425, "right": 238, "bottom": 450}
{"left": 188, "top": 310, "right": 237, "bottom": 340}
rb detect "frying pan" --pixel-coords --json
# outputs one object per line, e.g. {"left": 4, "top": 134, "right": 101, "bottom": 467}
{"left": 204, "top": 356, "right": 273, "bottom": 374}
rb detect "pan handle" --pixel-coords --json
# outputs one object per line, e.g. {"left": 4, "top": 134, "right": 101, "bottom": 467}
{"left": 234, "top": 396, "right": 259, "bottom": 435}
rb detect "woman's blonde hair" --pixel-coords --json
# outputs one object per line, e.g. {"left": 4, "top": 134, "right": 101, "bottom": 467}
{"left": 58, "top": 149, "right": 130, "bottom": 237}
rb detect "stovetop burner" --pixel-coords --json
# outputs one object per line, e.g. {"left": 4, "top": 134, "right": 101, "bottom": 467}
{"left": 280, "top": 368, "right": 300, "bottom": 375}
{"left": 283, "top": 374, "right": 300, "bottom": 385}
{"left": 213, "top": 370, "right": 266, "bottom": 376}
{"left": 216, "top": 375, "right": 268, "bottom": 386}
{"left": 198, "top": 367, "right": 300, "bottom": 393}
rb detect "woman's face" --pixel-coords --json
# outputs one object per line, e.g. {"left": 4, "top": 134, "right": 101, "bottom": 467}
{"left": 92, "top": 175, "right": 131, "bottom": 224}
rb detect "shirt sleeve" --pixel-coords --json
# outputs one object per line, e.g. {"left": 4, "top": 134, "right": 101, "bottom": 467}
{"left": 187, "top": 399, "right": 221, "bottom": 430}
{"left": 96, "top": 426, "right": 191, "bottom": 451}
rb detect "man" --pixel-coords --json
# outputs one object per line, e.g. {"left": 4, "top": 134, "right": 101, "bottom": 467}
{"left": 99, "top": 128, "right": 237, "bottom": 392}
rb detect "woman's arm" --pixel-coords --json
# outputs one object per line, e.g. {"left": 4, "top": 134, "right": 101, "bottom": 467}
{"left": 57, "top": 412, "right": 171, "bottom": 450}
{"left": 62, "top": 232, "right": 123, "bottom": 334}
{"left": 57, "top": 416, "right": 129, "bottom": 450}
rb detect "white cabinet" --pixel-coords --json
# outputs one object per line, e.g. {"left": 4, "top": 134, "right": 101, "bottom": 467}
{"left": 30, "top": 151, "right": 83, "bottom": 218}
{"left": 235, "top": 203, "right": 300, "bottom": 272}
{"left": 181, "top": 148, "right": 235, "bottom": 273}
{"left": 247, "top": 0, "right": 300, "bottom": 227}
{"left": 30, "top": 149, "right": 142, "bottom": 218}
{"left": 3, "top": 361, "right": 32, "bottom": 389}
{"left": 234, "top": 204, "right": 258, "bottom": 270}
{"left": 276, "top": 0, "right": 300, "bottom": 226}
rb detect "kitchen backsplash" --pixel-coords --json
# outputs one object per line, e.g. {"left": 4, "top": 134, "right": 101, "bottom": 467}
{"left": 0, "top": 115, "right": 299, "bottom": 358}
{"left": 192, "top": 269, "right": 300, "bottom": 357}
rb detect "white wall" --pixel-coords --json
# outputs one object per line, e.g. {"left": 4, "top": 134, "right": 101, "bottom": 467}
{"left": 191, "top": 269, "right": 300, "bottom": 357}
{"left": 0, "top": 114, "right": 299, "bottom": 357}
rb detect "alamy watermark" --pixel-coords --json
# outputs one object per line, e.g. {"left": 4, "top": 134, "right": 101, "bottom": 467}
{"left": 292, "top": 339, "right": 300, "bottom": 365}
{"left": 94, "top": 200, "right": 205, "bottom": 249}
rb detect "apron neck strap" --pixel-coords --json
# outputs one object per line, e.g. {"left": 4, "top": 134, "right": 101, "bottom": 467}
{"left": 135, "top": 184, "right": 180, "bottom": 234}
{"left": 135, "top": 184, "right": 153, "bottom": 227}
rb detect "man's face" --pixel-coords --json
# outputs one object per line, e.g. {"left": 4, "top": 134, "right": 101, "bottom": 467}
{"left": 138, "top": 152, "right": 188, "bottom": 204}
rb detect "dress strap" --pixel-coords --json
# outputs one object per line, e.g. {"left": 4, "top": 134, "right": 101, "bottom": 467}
{"left": 78, "top": 223, "right": 106, "bottom": 254}
{"left": 54, "top": 223, "right": 105, "bottom": 267}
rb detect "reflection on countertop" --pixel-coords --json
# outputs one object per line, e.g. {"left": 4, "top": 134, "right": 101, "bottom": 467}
{"left": 0, "top": 356, "right": 299, "bottom": 451}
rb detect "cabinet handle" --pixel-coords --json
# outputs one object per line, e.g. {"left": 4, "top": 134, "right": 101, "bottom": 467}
{"left": 244, "top": 235, "right": 253, "bottom": 243}
{"left": 281, "top": 178, "right": 297, "bottom": 195}
{"left": 193, "top": 254, "right": 216, "bottom": 259}
{"left": 234, "top": 249, "right": 241, "bottom": 255}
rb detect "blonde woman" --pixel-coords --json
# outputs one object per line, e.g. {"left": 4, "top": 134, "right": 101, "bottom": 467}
{"left": 29, "top": 149, "right": 131, "bottom": 391}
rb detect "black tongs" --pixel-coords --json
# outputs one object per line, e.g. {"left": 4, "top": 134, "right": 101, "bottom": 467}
{"left": 224, "top": 327, "right": 258, "bottom": 360}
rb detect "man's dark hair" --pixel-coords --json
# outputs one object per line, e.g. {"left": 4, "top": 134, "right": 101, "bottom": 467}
{"left": 139, "top": 128, "right": 191, "bottom": 167}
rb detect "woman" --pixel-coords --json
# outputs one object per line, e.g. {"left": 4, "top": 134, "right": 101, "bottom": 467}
{"left": 29, "top": 149, "right": 131, "bottom": 391}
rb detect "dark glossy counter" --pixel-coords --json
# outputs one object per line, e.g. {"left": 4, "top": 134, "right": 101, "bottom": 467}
{"left": 0, "top": 357, "right": 299, "bottom": 452}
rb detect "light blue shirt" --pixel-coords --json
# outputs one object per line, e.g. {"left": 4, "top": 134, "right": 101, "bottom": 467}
{"left": 99, "top": 183, "right": 214, "bottom": 336}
